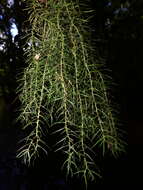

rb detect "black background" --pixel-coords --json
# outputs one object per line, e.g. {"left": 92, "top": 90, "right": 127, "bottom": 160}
{"left": 0, "top": 0, "right": 143, "bottom": 189}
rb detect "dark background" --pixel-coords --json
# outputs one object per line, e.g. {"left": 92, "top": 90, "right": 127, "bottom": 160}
{"left": 0, "top": 0, "right": 143, "bottom": 189}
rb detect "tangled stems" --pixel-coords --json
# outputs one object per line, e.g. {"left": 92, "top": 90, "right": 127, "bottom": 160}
{"left": 17, "top": 0, "right": 125, "bottom": 186}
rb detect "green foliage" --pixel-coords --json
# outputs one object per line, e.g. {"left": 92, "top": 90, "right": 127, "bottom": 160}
{"left": 16, "top": 0, "right": 125, "bottom": 186}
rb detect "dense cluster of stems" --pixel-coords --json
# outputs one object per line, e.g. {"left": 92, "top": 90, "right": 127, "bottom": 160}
{"left": 17, "top": 0, "right": 125, "bottom": 186}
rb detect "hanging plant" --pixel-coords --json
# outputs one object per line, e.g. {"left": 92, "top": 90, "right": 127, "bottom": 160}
{"left": 16, "top": 0, "right": 125, "bottom": 187}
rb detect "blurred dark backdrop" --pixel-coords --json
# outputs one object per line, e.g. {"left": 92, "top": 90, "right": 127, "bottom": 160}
{"left": 0, "top": 0, "right": 143, "bottom": 189}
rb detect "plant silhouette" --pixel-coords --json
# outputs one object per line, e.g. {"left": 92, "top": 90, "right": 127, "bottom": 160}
{"left": 16, "top": 0, "right": 125, "bottom": 187}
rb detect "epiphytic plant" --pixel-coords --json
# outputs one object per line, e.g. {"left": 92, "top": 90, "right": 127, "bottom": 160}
{"left": 16, "top": 0, "right": 125, "bottom": 187}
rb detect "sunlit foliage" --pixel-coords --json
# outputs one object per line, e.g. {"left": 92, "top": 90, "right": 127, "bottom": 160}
{"left": 16, "top": 0, "right": 125, "bottom": 186}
